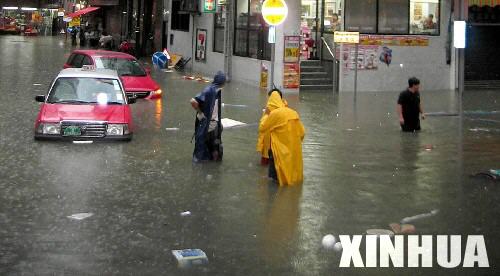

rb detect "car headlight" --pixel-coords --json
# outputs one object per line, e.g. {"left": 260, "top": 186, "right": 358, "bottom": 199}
{"left": 151, "top": 89, "right": 162, "bottom": 95}
{"left": 38, "top": 123, "right": 61, "bottom": 135}
{"left": 107, "top": 124, "right": 129, "bottom": 136}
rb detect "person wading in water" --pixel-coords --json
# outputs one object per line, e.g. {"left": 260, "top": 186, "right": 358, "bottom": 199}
{"left": 190, "top": 71, "right": 226, "bottom": 162}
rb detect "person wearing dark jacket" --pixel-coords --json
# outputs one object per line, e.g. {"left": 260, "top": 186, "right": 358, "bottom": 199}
{"left": 190, "top": 71, "right": 226, "bottom": 162}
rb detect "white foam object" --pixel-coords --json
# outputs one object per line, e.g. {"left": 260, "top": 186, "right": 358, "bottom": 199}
{"left": 322, "top": 234, "right": 336, "bottom": 249}
{"left": 221, "top": 118, "right": 246, "bottom": 129}
{"left": 67, "top": 213, "right": 93, "bottom": 220}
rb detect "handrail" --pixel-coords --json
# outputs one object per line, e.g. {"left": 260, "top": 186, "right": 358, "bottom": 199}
{"left": 321, "top": 37, "right": 335, "bottom": 60}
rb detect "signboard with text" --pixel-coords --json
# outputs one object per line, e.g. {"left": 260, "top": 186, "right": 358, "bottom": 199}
{"left": 334, "top": 31, "right": 360, "bottom": 44}
{"left": 203, "top": 0, "right": 217, "bottom": 13}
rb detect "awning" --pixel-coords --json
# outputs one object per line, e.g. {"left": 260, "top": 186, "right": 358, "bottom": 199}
{"left": 66, "top": 7, "right": 100, "bottom": 18}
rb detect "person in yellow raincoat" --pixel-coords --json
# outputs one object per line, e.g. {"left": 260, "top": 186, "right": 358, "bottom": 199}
{"left": 258, "top": 90, "right": 305, "bottom": 186}
{"left": 256, "top": 89, "right": 288, "bottom": 165}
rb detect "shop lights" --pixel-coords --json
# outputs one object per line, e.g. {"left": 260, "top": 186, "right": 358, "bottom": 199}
{"left": 2, "top": 7, "right": 19, "bottom": 10}
{"left": 21, "top": 7, "right": 38, "bottom": 11}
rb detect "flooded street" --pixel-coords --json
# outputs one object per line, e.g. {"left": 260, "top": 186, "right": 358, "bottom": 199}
{"left": 0, "top": 36, "right": 499, "bottom": 275}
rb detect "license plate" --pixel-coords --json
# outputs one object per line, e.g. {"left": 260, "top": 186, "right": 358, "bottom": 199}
{"left": 63, "top": 126, "right": 81, "bottom": 136}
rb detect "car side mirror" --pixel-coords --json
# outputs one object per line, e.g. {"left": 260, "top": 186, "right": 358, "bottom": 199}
{"left": 35, "top": 95, "right": 45, "bottom": 102}
{"left": 127, "top": 95, "right": 137, "bottom": 104}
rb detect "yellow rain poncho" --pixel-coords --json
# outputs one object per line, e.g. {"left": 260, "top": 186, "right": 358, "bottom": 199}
{"left": 256, "top": 92, "right": 286, "bottom": 159}
{"left": 258, "top": 92, "right": 305, "bottom": 186}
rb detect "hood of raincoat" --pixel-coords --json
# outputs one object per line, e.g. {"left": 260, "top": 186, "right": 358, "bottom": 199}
{"left": 267, "top": 91, "right": 285, "bottom": 112}
{"left": 213, "top": 71, "right": 226, "bottom": 86}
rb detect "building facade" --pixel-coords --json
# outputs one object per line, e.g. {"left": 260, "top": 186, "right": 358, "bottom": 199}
{"left": 162, "top": 0, "right": 467, "bottom": 92}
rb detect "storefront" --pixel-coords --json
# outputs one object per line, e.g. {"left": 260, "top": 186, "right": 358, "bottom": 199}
{"left": 165, "top": 0, "right": 456, "bottom": 92}
{"left": 0, "top": 6, "right": 53, "bottom": 35}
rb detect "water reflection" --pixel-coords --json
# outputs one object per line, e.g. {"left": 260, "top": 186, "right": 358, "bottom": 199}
{"left": 259, "top": 181, "right": 302, "bottom": 266}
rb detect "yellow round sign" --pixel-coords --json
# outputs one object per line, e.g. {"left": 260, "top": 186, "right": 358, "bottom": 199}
{"left": 262, "top": 0, "right": 288, "bottom": 26}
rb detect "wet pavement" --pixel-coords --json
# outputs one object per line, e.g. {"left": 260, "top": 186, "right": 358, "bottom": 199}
{"left": 0, "top": 36, "right": 499, "bottom": 275}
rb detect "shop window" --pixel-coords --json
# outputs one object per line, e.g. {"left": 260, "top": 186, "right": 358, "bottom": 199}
{"left": 345, "top": 0, "right": 377, "bottom": 33}
{"left": 214, "top": 6, "right": 225, "bottom": 53}
{"left": 171, "top": 0, "right": 190, "bottom": 31}
{"left": 378, "top": 0, "right": 409, "bottom": 34}
{"left": 323, "top": 0, "right": 341, "bottom": 33}
{"left": 345, "top": 0, "right": 440, "bottom": 35}
{"left": 234, "top": 0, "right": 271, "bottom": 61}
{"left": 410, "top": 0, "right": 440, "bottom": 35}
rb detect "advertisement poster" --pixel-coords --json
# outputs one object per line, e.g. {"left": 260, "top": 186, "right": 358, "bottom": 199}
{"left": 342, "top": 45, "right": 379, "bottom": 72}
{"left": 283, "top": 63, "right": 300, "bottom": 89}
{"left": 284, "top": 36, "right": 301, "bottom": 63}
{"left": 360, "top": 35, "right": 429, "bottom": 47}
{"left": 195, "top": 29, "right": 207, "bottom": 62}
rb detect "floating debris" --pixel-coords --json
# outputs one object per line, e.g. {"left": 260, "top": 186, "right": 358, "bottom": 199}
{"left": 222, "top": 103, "right": 248, "bottom": 108}
{"left": 425, "top": 112, "right": 459, "bottom": 117}
{"left": 469, "top": 128, "right": 491, "bottom": 132}
{"left": 322, "top": 234, "right": 336, "bottom": 249}
{"left": 423, "top": 144, "right": 434, "bottom": 151}
{"left": 180, "top": 211, "right": 191, "bottom": 217}
{"left": 400, "top": 210, "right": 439, "bottom": 224}
{"left": 67, "top": 213, "right": 93, "bottom": 220}
{"left": 221, "top": 118, "right": 247, "bottom": 129}
{"left": 172, "top": 249, "right": 209, "bottom": 269}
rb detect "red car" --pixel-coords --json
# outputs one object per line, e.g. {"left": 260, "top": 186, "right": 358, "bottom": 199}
{"left": 64, "top": 50, "right": 162, "bottom": 99}
{"left": 34, "top": 68, "right": 135, "bottom": 141}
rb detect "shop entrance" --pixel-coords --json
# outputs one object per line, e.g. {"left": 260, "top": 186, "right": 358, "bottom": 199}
{"left": 301, "top": 0, "right": 342, "bottom": 60}
{"left": 465, "top": 3, "right": 500, "bottom": 86}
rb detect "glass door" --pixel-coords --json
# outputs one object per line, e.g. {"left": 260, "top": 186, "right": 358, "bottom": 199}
{"left": 321, "top": 0, "right": 343, "bottom": 61}
{"left": 301, "top": 0, "right": 322, "bottom": 60}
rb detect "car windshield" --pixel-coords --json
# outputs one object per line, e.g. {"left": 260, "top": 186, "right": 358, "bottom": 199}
{"left": 94, "top": 57, "right": 146, "bottom": 76}
{"left": 47, "top": 77, "right": 125, "bottom": 104}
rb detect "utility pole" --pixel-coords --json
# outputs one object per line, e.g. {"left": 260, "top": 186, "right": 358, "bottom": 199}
{"left": 223, "top": 0, "right": 233, "bottom": 82}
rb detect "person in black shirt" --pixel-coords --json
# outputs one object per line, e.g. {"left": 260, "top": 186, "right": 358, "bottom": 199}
{"left": 397, "top": 77, "right": 425, "bottom": 132}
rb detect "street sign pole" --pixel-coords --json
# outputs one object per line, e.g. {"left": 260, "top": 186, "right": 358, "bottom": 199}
{"left": 262, "top": 0, "right": 288, "bottom": 90}
{"left": 334, "top": 31, "right": 360, "bottom": 95}
{"left": 354, "top": 43, "right": 359, "bottom": 97}
{"left": 269, "top": 26, "right": 276, "bottom": 88}
{"left": 332, "top": 41, "right": 337, "bottom": 94}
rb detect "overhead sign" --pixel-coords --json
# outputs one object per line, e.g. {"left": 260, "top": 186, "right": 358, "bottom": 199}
{"left": 454, "top": 21, "right": 466, "bottom": 49}
{"left": 334, "top": 31, "right": 360, "bottom": 44}
{"left": 203, "top": 0, "right": 216, "bottom": 13}
{"left": 262, "top": 0, "right": 288, "bottom": 26}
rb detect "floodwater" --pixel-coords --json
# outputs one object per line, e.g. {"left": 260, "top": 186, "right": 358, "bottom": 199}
{"left": 0, "top": 36, "right": 499, "bottom": 275}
